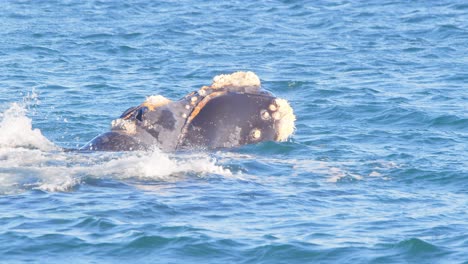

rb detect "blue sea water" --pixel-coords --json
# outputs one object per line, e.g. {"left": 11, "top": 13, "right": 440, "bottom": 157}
{"left": 0, "top": 0, "right": 467, "bottom": 263}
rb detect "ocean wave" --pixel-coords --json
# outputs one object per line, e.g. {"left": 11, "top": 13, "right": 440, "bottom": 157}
{"left": 373, "top": 238, "right": 451, "bottom": 262}
{"left": 430, "top": 114, "right": 468, "bottom": 130}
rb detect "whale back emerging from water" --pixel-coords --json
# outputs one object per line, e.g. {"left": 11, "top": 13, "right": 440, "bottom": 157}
{"left": 80, "top": 72, "right": 295, "bottom": 151}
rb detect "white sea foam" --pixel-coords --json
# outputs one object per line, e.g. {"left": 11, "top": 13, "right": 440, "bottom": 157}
{"left": 0, "top": 147, "right": 78, "bottom": 194}
{"left": 225, "top": 156, "right": 393, "bottom": 183}
{"left": 0, "top": 147, "right": 232, "bottom": 194}
{"left": 214, "top": 153, "right": 365, "bottom": 183}
{"left": 85, "top": 150, "right": 232, "bottom": 181}
{"left": 0, "top": 99, "right": 232, "bottom": 194}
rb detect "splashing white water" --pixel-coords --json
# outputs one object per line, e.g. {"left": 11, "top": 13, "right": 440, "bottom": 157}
{"left": 0, "top": 103, "right": 56, "bottom": 151}
{"left": 0, "top": 147, "right": 231, "bottom": 194}
{"left": 86, "top": 150, "right": 232, "bottom": 181}
{"left": 0, "top": 100, "right": 232, "bottom": 194}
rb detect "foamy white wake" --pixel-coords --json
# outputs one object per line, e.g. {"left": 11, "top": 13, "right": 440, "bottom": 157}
{"left": 216, "top": 152, "right": 395, "bottom": 183}
{"left": 0, "top": 102, "right": 232, "bottom": 194}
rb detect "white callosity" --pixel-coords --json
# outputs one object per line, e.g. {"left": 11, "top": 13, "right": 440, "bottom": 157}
{"left": 111, "top": 118, "right": 137, "bottom": 134}
{"left": 211, "top": 71, "right": 261, "bottom": 89}
{"left": 210, "top": 71, "right": 295, "bottom": 141}
{"left": 271, "top": 98, "right": 296, "bottom": 142}
{"left": 143, "top": 95, "right": 171, "bottom": 110}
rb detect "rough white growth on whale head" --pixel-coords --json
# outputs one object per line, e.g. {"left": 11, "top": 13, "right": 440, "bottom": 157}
{"left": 211, "top": 71, "right": 261, "bottom": 89}
{"left": 142, "top": 95, "right": 171, "bottom": 110}
{"left": 272, "top": 98, "right": 296, "bottom": 141}
{"left": 111, "top": 118, "right": 137, "bottom": 134}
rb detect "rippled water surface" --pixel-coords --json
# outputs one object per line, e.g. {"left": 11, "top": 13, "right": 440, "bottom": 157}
{"left": 1, "top": 0, "right": 467, "bottom": 263}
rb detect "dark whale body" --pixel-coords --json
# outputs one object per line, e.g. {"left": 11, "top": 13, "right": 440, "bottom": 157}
{"left": 80, "top": 72, "right": 295, "bottom": 152}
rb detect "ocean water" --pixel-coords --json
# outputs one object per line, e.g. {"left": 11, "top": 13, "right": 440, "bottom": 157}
{"left": 0, "top": 0, "right": 467, "bottom": 263}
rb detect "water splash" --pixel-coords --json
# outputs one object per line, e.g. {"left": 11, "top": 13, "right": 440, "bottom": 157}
{"left": 0, "top": 99, "right": 232, "bottom": 194}
{"left": 0, "top": 103, "right": 56, "bottom": 151}
{"left": 85, "top": 150, "right": 232, "bottom": 181}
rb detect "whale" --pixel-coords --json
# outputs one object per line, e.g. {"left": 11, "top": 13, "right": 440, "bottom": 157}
{"left": 80, "top": 71, "right": 295, "bottom": 151}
